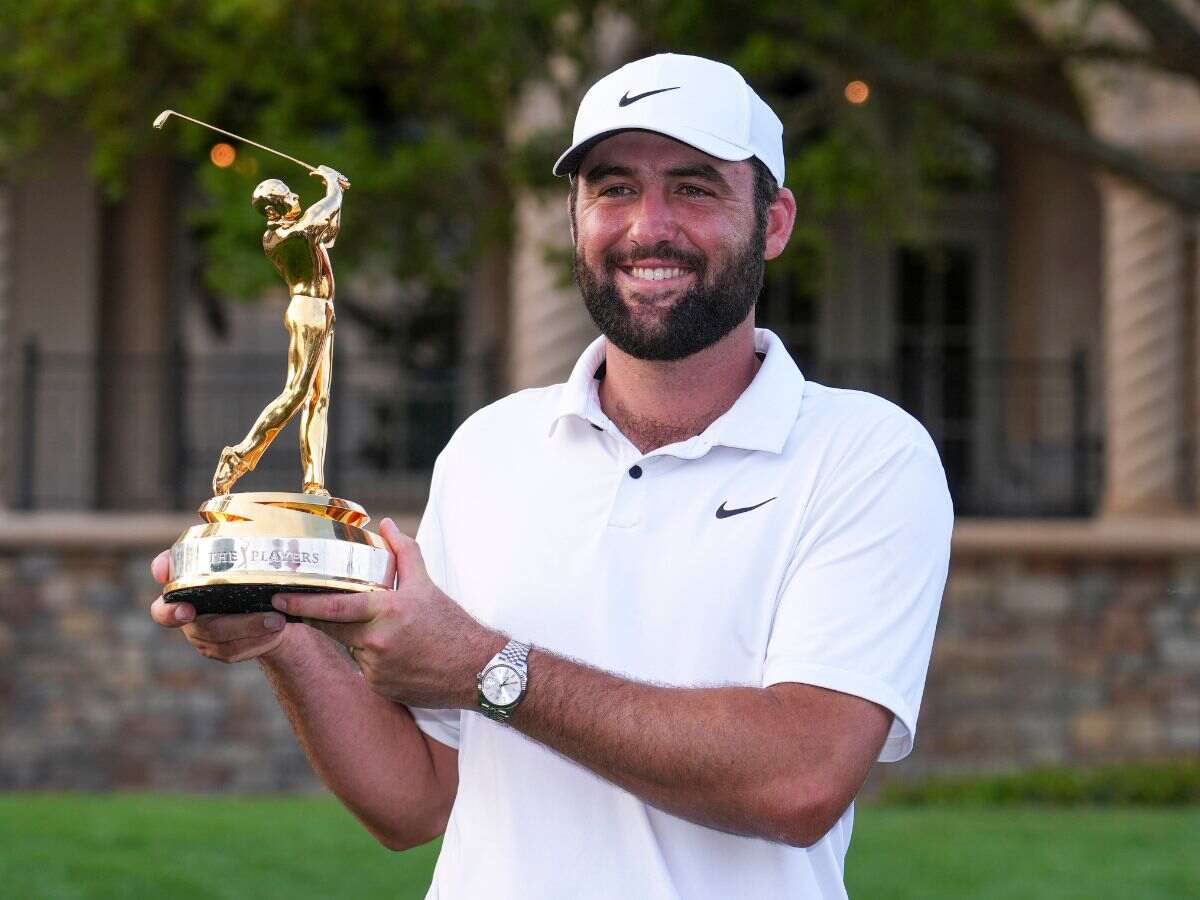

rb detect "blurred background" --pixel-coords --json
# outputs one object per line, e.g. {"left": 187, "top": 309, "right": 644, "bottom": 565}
{"left": 0, "top": 0, "right": 1197, "bottom": 896}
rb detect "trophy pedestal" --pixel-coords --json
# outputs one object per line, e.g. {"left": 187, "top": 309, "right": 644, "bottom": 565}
{"left": 164, "top": 492, "right": 395, "bottom": 616}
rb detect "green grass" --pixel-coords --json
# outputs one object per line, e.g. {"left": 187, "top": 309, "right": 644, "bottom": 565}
{"left": 0, "top": 794, "right": 437, "bottom": 900}
{"left": 844, "top": 806, "right": 1199, "bottom": 899}
{"left": 0, "top": 794, "right": 1196, "bottom": 899}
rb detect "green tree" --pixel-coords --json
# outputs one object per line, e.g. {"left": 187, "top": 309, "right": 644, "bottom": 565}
{"left": 617, "top": 0, "right": 1200, "bottom": 220}
{"left": 7, "top": 0, "right": 1200, "bottom": 339}
{"left": 1, "top": 0, "right": 601, "bottom": 327}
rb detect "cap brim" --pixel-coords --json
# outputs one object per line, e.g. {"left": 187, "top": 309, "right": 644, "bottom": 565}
{"left": 553, "top": 125, "right": 754, "bottom": 177}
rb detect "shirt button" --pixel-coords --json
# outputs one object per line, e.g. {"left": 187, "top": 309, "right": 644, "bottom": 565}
{"left": 629, "top": 464, "right": 643, "bottom": 479}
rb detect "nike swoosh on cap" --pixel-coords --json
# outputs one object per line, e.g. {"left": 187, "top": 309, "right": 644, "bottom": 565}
{"left": 715, "top": 498, "right": 776, "bottom": 519}
{"left": 618, "top": 86, "right": 681, "bottom": 107}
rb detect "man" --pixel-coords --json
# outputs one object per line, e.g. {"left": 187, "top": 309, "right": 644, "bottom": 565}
{"left": 212, "top": 164, "right": 347, "bottom": 496}
{"left": 150, "top": 54, "right": 952, "bottom": 899}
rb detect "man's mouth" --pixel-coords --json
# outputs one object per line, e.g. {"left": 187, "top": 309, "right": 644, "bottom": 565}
{"left": 629, "top": 266, "right": 688, "bottom": 280}
{"left": 617, "top": 264, "right": 695, "bottom": 287}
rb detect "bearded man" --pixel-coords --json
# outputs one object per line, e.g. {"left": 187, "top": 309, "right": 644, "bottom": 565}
{"left": 150, "top": 53, "right": 952, "bottom": 899}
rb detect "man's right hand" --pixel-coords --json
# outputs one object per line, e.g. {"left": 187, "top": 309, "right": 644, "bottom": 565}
{"left": 148, "top": 551, "right": 289, "bottom": 663}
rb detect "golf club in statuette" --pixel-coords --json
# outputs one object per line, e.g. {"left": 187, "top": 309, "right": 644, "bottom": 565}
{"left": 155, "top": 110, "right": 394, "bottom": 615}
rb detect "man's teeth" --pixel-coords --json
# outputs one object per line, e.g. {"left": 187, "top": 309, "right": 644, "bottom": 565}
{"left": 630, "top": 267, "right": 688, "bottom": 281}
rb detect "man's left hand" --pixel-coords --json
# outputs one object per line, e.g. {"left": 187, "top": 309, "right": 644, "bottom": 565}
{"left": 272, "top": 518, "right": 503, "bottom": 709}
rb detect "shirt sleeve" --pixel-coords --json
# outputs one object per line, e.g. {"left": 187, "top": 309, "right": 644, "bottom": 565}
{"left": 406, "top": 451, "right": 463, "bottom": 750}
{"left": 762, "top": 437, "right": 953, "bottom": 762}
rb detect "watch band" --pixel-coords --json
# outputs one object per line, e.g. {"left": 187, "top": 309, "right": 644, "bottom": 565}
{"left": 496, "top": 639, "right": 531, "bottom": 669}
{"left": 477, "top": 639, "right": 531, "bottom": 722}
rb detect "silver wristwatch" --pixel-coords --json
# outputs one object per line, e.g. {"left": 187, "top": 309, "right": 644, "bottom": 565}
{"left": 477, "top": 639, "right": 531, "bottom": 722}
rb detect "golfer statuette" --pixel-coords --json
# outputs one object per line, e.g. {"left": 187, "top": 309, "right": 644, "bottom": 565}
{"left": 154, "top": 110, "right": 394, "bottom": 615}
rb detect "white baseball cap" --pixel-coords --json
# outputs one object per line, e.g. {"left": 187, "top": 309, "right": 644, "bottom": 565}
{"left": 553, "top": 53, "right": 785, "bottom": 186}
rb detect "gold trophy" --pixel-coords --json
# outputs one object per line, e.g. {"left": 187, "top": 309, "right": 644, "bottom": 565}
{"left": 154, "top": 111, "right": 394, "bottom": 615}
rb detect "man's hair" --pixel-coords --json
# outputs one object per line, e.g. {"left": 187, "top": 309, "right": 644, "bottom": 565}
{"left": 568, "top": 156, "right": 779, "bottom": 236}
{"left": 748, "top": 157, "right": 779, "bottom": 234}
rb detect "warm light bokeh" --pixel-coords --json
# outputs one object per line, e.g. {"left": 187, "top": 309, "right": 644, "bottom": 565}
{"left": 210, "top": 142, "right": 236, "bottom": 167}
{"left": 844, "top": 80, "right": 870, "bottom": 104}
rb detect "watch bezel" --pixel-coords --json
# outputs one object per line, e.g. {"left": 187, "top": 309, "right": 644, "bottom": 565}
{"left": 476, "top": 641, "right": 531, "bottom": 721}
{"left": 479, "top": 662, "right": 526, "bottom": 706}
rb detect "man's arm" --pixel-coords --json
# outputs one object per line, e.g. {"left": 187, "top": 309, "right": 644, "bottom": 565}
{"left": 148, "top": 544, "right": 456, "bottom": 851}
{"left": 255, "top": 626, "right": 457, "bottom": 849}
{"left": 507, "top": 656, "right": 891, "bottom": 847}
{"left": 275, "top": 522, "right": 893, "bottom": 849}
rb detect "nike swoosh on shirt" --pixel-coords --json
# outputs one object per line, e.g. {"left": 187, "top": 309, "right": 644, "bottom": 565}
{"left": 618, "top": 86, "right": 681, "bottom": 107}
{"left": 715, "top": 498, "right": 776, "bottom": 519}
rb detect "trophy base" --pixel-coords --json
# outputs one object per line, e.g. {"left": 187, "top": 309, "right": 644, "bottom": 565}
{"left": 166, "top": 582, "right": 358, "bottom": 618}
{"left": 163, "top": 492, "right": 395, "bottom": 617}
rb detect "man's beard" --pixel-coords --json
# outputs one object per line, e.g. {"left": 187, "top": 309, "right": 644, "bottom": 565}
{"left": 573, "top": 228, "right": 766, "bottom": 362}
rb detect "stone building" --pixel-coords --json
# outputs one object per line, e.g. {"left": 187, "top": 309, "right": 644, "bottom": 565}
{"left": 1, "top": 10, "right": 1198, "bottom": 790}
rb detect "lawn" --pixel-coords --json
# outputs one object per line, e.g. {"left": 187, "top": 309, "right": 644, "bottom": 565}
{"left": 0, "top": 794, "right": 1196, "bottom": 898}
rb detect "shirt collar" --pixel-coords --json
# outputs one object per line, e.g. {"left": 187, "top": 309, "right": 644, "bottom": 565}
{"left": 548, "top": 328, "right": 806, "bottom": 455}
{"left": 549, "top": 333, "right": 610, "bottom": 436}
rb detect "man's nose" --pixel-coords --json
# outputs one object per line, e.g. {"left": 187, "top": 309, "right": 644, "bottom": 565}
{"left": 627, "top": 188, "right": 678, "bottom": 246}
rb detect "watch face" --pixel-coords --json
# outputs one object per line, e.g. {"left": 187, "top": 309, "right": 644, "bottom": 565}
{"left": 482, "top": 664, "right": 523, "bottom": 706}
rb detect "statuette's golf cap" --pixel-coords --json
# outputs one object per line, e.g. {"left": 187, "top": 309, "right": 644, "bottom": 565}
{"left": 553, "top": 53, "right": 785, "bottom": 185}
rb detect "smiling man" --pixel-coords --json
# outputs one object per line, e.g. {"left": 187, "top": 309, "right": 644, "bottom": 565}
{"left": 150, "top": 53, "right": 952, "bottom": 899}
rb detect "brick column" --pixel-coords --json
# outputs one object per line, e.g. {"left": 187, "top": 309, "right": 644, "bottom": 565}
{"left": 1099, "top": 176, "right": 1186, "bottom": 515}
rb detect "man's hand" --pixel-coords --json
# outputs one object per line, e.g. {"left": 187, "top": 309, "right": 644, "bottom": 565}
{"left": 273, "top": 518, "right": 503, "bottom": 709}
{"left": 148, "top": 552, "right": 290, "bottom": 663}
{"left": 149, "top": 532, "right": 460, "bottom": 851}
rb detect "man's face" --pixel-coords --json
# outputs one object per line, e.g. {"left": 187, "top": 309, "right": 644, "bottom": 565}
{"left": 571, "top": 131, "right": 767, "bottom": 362}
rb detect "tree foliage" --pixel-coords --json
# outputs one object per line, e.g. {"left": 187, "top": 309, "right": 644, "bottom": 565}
{"left": 1, "top": 0, "right": 602, "bottom": 301}
{"left": 4, "top": 0, "right": 1200, "bottom": 312}
{"left": 616, "top": 0, "right": 1200, "bottom": 220}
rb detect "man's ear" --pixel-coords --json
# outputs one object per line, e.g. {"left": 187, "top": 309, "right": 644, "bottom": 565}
{"left": 764, "top": 187, "right": 797, "bottom": 261}
{"left": 567, "top": 192, "right": 577, "bottom": 246}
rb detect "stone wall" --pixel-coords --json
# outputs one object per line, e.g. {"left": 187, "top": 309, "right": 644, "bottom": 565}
{"left": 1, "top": 517, "right": 1197, "bottom": 791}
{"left": 888, "top": 552, "right": 1200, "bottom": 785}
{"left": 0, "top": 547, "right": 318, "bottom": 791}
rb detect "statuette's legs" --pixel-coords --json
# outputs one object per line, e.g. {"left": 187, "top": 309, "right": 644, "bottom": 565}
{"left": 210, "top": 296, "right": 334, "bottom": 495}
{"left": 301, "top": 327, "right": 334, "bottom": 496}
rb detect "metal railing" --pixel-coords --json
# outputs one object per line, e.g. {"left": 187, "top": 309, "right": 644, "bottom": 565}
{"left": 11, "top": 342, "right": 1101, "bottom": 516}
{"left": 12, "top": 340, "right": 492, "bottom": 512}
{"left": 807, "top": 353, "right": 1101, "bottom": 516}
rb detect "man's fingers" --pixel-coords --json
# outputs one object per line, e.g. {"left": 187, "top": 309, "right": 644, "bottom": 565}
{"left": 272, "top": 590, "right": 378, "bottom": 623}
{"left": 193, "top": 631, "right": 285, "bottom": 664}
{"left": 151, "top": 550, "right": 171, "bottom": 585}
{"left": 186, "top": 612, "right": 285, "bottom": 644}
{"left": 380, "top": 517, "right": 427, "bottom": 584}
{"left": 150, "top": 595, "right": 194, "bottom": 627}
{"left": 305, "top": 619, "right": 364, "bottom": 650}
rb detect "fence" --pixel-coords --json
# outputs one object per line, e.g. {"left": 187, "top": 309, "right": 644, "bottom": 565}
{"left": 12, "top": 340, "right": 487, "bottom": 512}
{"left": 806, "top": 354, "right": 1102, "bottom": 516}
{"left": 11, "top": 342, "right": 1100, "bottom": 516}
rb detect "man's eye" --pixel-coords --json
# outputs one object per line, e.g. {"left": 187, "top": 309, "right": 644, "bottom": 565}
{"left": 600, "top": 185, "right": 633, "bottom": 197}
{"left": 679, "top": 184, "right": 711, "bottom": 197}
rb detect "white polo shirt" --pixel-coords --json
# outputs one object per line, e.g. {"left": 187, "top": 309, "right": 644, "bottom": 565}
{"left": 410, "top": 328, "right": 952, "bottom": 900}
